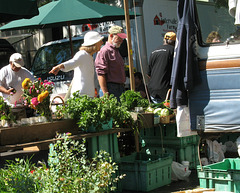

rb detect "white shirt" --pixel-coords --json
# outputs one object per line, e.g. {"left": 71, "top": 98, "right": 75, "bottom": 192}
{"left": 0, "top": 64, "right": 34, "bottom": 105}
{"left": 61, "top": 50, "right": 95, "bottom": 97}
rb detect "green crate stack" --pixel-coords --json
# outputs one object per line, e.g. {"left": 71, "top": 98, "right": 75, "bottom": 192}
{"left": 197, "top": 158, "right": 240, "bottom": 193}
{"left": 140, "top": 124, "right": 200, "bottom": 148}
{"left": 142, "top": 144, "right": 199, "bottom": 169}
{"left": 120, "top": 152, "right": 172, "bottom": 192}
{"left": 87, "top": 133, "right": 120, "bottom": 161}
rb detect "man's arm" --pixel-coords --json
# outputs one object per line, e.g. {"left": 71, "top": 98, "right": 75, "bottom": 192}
{"left": 0, "top": 85, "right": 13, "bottom": 95}
{"left": 98, "top": 75, "right": 108, "bottom": 95}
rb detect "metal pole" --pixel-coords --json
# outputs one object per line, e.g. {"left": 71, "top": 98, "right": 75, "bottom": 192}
{"left": 123, "top": 0, "right": 135, "bottom": 91}
{"left": 67, "top": 21, "right": 74, "bottom": 58}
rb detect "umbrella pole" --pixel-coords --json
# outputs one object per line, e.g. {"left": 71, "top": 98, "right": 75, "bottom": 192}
{"left": 123, "top": 0, "right": 135, "bottom": 91}
{"left": 67, "top": 21, "right": 74, "bottom": 58}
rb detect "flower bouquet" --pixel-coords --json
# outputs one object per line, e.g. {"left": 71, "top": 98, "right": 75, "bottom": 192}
{"left": 22, "top": 78, "right": 54, "bottom": 122}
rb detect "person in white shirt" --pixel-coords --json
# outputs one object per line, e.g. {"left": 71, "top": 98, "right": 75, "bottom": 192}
{"left": 0, "top": 53, "right": 34, "bottom": 106}
{"left": 49, "top": 31, "right": 104, "bottom": 98}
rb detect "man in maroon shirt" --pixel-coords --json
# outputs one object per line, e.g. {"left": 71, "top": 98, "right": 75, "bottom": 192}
{"left": 95, "top": 25, "right": 127, "bottom": 100}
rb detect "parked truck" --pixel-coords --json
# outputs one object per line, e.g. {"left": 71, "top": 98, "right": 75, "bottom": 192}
{"left": 138, "top": 0, "right": 240, "bottom": 133}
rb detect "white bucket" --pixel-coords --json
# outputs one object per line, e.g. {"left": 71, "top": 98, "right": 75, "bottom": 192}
{"left": 181, "top": 161, "right": 190, "bottom": 171}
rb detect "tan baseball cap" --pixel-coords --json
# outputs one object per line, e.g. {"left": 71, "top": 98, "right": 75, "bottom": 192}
{"left": 164, "top": 32, "right": 176, "bottom": 41}
{"left": 108, "top": 25, "right": 127, "bottom": 39}
{"left": 9, "top": 53, "right": 24, "bottom": 67}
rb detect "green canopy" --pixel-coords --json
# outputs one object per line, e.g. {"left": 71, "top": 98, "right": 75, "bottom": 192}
{"left": 0, "top": 0, "right": 39, "bottom": 23}
{"left": 0, "top": 0, "right": 137, "bottom": 31}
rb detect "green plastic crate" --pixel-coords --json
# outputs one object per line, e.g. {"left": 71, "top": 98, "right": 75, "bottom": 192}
{"left": 142, "top": 144, "right": 199, "bottom": 169}
{"left": 197, "top": 158, "right": 240, "bottom": 193}
{"left": 87, "top": 133, "right": 120, "bottom": 161}
{"left": 140, "top": 124, "right": 200, "bottom": 148}
{"left": 88, "top": 119, "right": 113, "bottom": 132}
{"left": 120, "top": 152, "right": 172, "bottom": 192}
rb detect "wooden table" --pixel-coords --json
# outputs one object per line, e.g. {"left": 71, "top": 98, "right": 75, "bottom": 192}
{"left": 0, "top": 119, "right": 134, "bottom": 153}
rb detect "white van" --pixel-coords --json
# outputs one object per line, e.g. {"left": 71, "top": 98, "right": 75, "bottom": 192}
{"left": 31, "top": 35, "right": 108, "bottom": 98}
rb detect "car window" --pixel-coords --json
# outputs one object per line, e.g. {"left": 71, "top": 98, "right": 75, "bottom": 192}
{"left": 32, "top": 35, "right": 108, "bottom": 82}
{"left": 196, "top": 1, "right": 240, "bottom": 45}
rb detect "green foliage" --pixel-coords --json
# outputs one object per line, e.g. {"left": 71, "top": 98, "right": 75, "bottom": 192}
{"left": 0, "top": 134, "right": 124, "bottom": 193}
{"left": 120, "top": 90, "right": 149, "bottom": 111}
{"left": 0, "top": 158, "right": 41, "bottom": 193}
{"left": 0, "top": 96, "right": 16, "bottom": 122}
{"left": 65, "top": 92, "right": 135, "bottom": 131}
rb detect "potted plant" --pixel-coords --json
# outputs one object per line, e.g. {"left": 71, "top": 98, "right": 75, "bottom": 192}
{"left": 0, "top": 96, "right": 16, "bottom": 127}
{"left": 119, "top": 90, "right": 149, "bottom": 112}
{"left": 64, "top": 92, "right": 134, "bottom": 132}
{"left": 119, "top": 90, "right": 154, "bottom": 128}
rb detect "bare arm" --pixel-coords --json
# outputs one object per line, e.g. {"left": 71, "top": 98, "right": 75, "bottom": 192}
{"left": 98, "top": 75, "right": 108, "bottom": 94}
{"left": 49, "top": 63, "right": 65, "bottom": 75}
{"left": 0, "top": 85, "right": 14, "bottom": 95}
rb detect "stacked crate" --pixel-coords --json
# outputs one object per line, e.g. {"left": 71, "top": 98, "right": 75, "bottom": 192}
{"left": 140, "top": 123, "right": 200, "bottom": 169}
{"left": 120, "top": 152, "right": 172, "bottom": 192}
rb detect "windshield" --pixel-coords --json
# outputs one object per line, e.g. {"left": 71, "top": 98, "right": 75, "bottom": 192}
{"left": 196, "top": 0, "right": 240, "bottom": 44}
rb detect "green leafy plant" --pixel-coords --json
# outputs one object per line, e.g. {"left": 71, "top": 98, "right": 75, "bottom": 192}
{"left": 0, "top": 133, "right": 125, "bottom": 193}
{"left": 0, "top": 96, "right": 16, "bottom": 123}
{"left": 0, "top": 157, "right": 41, "bottom": 193}
{"left": 64, "top": 92, "right": 135, "bottom": 131}
{"left": 120, "top": 90, "right": 149, "bottom": 111}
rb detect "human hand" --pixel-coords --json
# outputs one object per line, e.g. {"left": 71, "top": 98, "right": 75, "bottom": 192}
{"left": 49, "top": 64, "right": 65, "bottom": 75}
{"left": 49, "top": 66, "right": 60, "bottom": 75}
{"left": 7, "top": 87, "right": 16, "bottom": 95}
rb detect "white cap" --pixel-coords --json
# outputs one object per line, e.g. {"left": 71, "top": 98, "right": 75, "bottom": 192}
{"left": 82, "top": 31, "right": 104, "bottom": 46}
{"left": 9, "top": 53, "right": 24, "bottom": 67}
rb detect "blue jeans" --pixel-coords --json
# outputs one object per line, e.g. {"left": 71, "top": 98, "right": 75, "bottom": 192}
{"left": 99, "top": 82, "right": 125, "bottom": 101}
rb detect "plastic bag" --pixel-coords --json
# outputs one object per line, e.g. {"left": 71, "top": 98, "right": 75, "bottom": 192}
{"left": 176, "top": 105, "right": 197, "bottom": 137}
{"left": 235, "top": 136, "right": 240, "bottom": 157}
{"left": 171, "top": 161, "right": 191, "bottom": 181}
{"left": 225, "top": 141, "right": 238, "bottom": 152}
{"left": 206, "top": 139, "right": 225, "bottom": 163}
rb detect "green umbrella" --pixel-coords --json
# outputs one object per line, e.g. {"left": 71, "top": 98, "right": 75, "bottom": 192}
{"left": 0, "top": 0, "right": 136, "bottom": 31}
{"left": 0, "top": 0, "right": 39, "bottom": 23}
{"left": 0, "top": 0, "right": 138, "bottom": 56}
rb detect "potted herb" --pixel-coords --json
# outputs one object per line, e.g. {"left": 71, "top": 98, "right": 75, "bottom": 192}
{"left": 0, "top": 96, "right": 16, "bottom": 127}
{"left": 120, "top": 90, "right": 149, "bottom": 111}
{"left": 120, "top": 90, "right": 154, "bottom": 128}
{"left": 65, "top": 92, "right": 134, "bottom": 132}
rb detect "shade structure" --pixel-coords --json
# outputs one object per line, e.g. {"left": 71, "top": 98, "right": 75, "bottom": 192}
{"left": 0, "top": 0, "right": 39, "bottom": 23}
{"left": 0, "top": 0, "right": 137, "bottom": 31}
